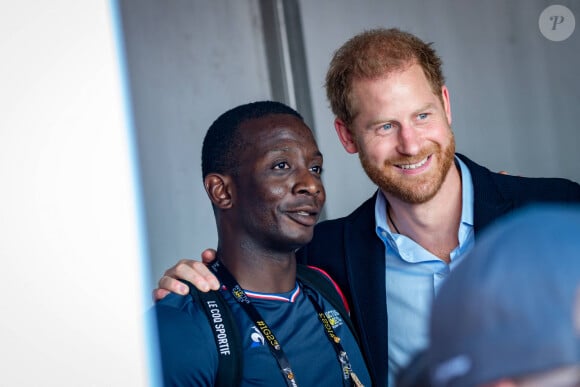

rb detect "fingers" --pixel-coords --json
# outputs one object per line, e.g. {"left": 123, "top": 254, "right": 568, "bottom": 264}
{"left": 152, "top": 257, "right": 221, "bottom": 302}
{"left": 152, "top": 288, "right": 171, "bottom": 302}
{"left": 201, "top": 249, "right": 217, "bottom": 263}
{"left": 159, "top": 259, "right": 220, "bottom": 293}
{"left": 185, "top": 260, "right": 220, "bottom": 291}
{"left": 157, "top": 274, "right": 190, "bottom": 296}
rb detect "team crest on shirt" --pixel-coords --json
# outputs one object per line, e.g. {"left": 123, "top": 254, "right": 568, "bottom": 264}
{"left": 249, "top": 326, "right": 265, "bottom": 347}
{"left": 325, "top": 310, "right": 343, "bottom": 328}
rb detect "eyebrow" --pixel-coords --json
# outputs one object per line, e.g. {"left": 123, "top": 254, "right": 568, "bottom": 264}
{"left": 413, "top": 103, "right": 437, "bottom": 115}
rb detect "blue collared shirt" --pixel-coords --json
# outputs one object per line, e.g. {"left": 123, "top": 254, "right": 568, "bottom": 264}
{"left": 374, "top": 157, "right": 475, "bottom": 386}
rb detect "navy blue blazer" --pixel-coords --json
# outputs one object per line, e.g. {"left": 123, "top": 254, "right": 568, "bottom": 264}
{"left": 296, "top": 154, "right": 580, "bottom": 386}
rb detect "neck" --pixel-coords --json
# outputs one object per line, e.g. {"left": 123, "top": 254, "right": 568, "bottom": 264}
{"left": 384, "top": 163, "right": 462, "bottom": 263}
{"left": 217, "top": 246, "right": 297, "bottom": 293}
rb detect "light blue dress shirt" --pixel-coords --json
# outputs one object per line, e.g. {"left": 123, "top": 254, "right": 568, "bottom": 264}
{"left": 374, "top": 157, "right": 475, "bottom": 387}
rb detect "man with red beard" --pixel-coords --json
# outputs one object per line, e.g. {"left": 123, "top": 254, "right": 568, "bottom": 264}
{"left": 154, "top": 29, "right": 580, "bottom": 386}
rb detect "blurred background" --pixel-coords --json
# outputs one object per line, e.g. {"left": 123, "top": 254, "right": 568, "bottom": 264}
{"left": 118, "top": 0, "right": 580, "bottom": 294}
{"left": 2, "top": 1, "right": 577, "bottom": 385}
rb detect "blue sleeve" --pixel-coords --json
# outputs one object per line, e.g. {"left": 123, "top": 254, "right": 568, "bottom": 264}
{"left": 153, "top": 293, "right": 219, "bottom": 386}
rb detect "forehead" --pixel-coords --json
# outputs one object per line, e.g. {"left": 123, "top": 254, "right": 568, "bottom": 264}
{"left": 354, "top": 64, "right": 431, "bottom": 97}
{"left": 350, "top": 64, "right": 438, "bottom": 119}
{"left": 237, "top": 113, "right": 318, "bottom": 151}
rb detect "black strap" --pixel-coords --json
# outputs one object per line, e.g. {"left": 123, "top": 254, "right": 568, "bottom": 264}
{"left": 186, "top": 280, "right": 243, "bottom": 387}
{"left": 295, "top": 265, "right": 360, "bottom": 344}
{"left": 298, "top": 267, "right": 364, "bottom": 386}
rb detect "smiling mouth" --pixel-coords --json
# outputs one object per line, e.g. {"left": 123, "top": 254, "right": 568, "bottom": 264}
{"left": 285, "top": 209, "right": 319, "bottom": 226}
{"left": 396, "top": 155, "right": 430, "bottom": 170}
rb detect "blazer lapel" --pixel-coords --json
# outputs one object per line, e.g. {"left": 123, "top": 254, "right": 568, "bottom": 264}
{"left": 456, "top": 154, "right": 514, "bottom": 233}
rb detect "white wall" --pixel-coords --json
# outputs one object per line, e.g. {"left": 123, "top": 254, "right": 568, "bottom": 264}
{"left": 119, "top": 0, "right": 271, "bottom": 293}
{"left": 0, "top": 1, "right": 153, "bottom": 386}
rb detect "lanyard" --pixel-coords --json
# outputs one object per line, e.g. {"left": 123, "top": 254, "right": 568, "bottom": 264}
{"left": 209, "top": 259, "right": 364, "bottom": 387}
{"left": 301, "top": 286, "right": 364, "bottom": 387}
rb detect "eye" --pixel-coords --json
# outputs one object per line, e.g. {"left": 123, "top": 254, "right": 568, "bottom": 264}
{"left": 380, "top": 123, "right": 393, "bottom": 131}
{"left": 273, "top": 161, "right": 290, "bottom": 170}
{"left": 310, "top": 165, "right": 323, "bottom": 175}
{"left": 417, "top": 113, "right": 428, "bottom": 120}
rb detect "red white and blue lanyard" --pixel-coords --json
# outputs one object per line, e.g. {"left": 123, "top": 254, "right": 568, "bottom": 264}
{"left": 209, "top": 259, "right": 364, "bottom": 387}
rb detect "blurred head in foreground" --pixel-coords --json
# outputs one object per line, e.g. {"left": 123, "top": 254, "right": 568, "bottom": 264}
{"left": 427, "top": 204, "right": 580, "bottom": 387}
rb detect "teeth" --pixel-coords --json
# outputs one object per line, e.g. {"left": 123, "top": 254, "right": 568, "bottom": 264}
{"left": 399, "top": 157, "right": 428, "bottom": 170}
{"left": 296, "top": 211, "right": 309, "bottom": 216}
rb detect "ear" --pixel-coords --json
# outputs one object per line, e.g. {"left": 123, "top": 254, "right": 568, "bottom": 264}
{"left": 441, "top": 85, "right": 452, "bottom": 126}
{"left": 204, "top": 173, "right": 234, "bottom": 209}
{"left": 334, "top": 118, "right": 358, "bottom": 154}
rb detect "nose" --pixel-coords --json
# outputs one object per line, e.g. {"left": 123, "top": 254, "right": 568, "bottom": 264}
{"left": 293, "top": 169, "right": 323, "bottom": 197}
{"left": 395, "top": 124, "right": 421, "bottom": 155}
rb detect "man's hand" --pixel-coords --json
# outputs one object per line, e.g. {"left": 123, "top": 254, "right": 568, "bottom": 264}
{"left": 152, "top": 249, "right": 220, "bottom": 301}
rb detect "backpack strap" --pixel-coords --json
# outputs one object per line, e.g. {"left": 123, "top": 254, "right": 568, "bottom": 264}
{"left": 185, "top": 281, "right": 243, "bottom": 387}
{"left": 296, "top": 264, "right": 360, "bottom": 344}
